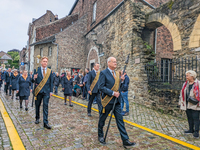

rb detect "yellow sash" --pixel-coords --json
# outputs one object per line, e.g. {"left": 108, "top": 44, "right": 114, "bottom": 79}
{"left": 34, "top": 68, "right": 51, "bottom": 100}
{"left": 101, "top": 71, "right": 120, "bottom": 113}
{"left": 90, "top": 71, "right": 100, "bottom": 95}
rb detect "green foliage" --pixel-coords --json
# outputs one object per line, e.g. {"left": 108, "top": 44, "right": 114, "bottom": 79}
{"left": 6, "top": 52, "right": 20, "bottom": 69}
{"left": 144, "top": 42, "right": 152, "bottom": 50}
{"left": 168, "top": 0, "right": 174, "bottom": 9}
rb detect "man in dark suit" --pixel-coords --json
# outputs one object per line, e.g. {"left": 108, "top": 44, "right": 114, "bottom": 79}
{"left": 33, "top": 56, "right": 53, "bottom": 129}
{"left": 4, "top": 68, "right": 12, "bottom": 96}
{"left": 98, "top": 57, "right": 135, "bottom": 148}
{"left": 86, "top": 63, "right": 102, "bottom": 116}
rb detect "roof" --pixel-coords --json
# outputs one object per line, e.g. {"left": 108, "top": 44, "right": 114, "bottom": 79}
{"left": 0, "top": 54, "right": 12, "bottom": 60}
{"left": 30, "top": 35, "right": 55, "bottom": 46}
{"left": 68, "top": 0, "right": 79, "bottom": 15}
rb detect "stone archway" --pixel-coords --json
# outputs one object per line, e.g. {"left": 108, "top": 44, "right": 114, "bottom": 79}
{"left": 146, "top": 13, "right": 182, "bottom": 51}
{"left": 189, "top": 14, "right": 200, "bottom": 48}
{"left": 86, "top": 46, "right": 100, "bottom": 70}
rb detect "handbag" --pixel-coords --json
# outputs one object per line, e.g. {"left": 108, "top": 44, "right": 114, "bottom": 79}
{"left": 188, "top": 96, "right": 199, "bottom": 105}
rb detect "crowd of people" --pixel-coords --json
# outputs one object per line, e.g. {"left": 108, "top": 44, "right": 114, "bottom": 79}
{"left": 0, "top": 55, "right": 199, "bottom": 148}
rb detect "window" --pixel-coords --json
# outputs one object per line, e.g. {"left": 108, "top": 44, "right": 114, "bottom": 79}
{"left": 40, "top": 48, "right": 43, "bottom": 57}
{"left": 48, "top": 46, "right": 52, "bottom": 56}
{"left": 92, "top": 1, "right": 97, "bottom": 22}
{"left": 161, "top": 59, "right": 172, "bottom": 82}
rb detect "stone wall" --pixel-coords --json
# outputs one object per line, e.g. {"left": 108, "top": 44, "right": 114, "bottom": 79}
{"left": 36, "top": 14, "right": 78, "bottom": 41}
{"left": 34, "top": 44, "right": 57, "bottom": 72}
{"left": 55, "top": 15, "right": 88, "bottom": 73}
{"left": 85, "top": 0, "right": 151, "bottom": 108}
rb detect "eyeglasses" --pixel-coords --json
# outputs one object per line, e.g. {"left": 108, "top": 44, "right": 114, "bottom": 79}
{"left": 110, "top": 61, "right": 117, "bottom": 63}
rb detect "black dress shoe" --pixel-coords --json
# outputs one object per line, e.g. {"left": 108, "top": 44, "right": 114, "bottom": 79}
{"left": 35, "top": 119, "right": 39, "bottom": 124}
{"left": 123, "top": 140, "right": 136, "bottom": 148}
{"left": 98, "top": 137, "right": 106, "bottom": 144}
{"left": 20, "top": 105, "right": 22, "bottom": 109}
{"left": 184, "top": 130, "right": 194, "bottom": 134}
{"left": 25, "top": 108, "right": 28, "bottom": 111}
{"left": 9, "top": 94, "right": 11, "bottom": 96}
{"left": 88, "top": 113, "right": 92, "bottom": 117}
{"left": 69, "top": 104, "right": 73, "bottom": 107}
{"left": 44, "top": 124, "right": 52, "bottom": 129}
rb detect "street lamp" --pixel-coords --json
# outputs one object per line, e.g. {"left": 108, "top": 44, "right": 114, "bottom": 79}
{"left": 91, "top": 30, "right": 104, "bottom": 57}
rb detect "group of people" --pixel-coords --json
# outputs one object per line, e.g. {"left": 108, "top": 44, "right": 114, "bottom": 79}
{"left": 1, "top": 55, "right": 199, "bottom": 148}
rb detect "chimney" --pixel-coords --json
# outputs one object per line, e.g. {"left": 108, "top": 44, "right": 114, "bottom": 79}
{"left": 55, "top": 14, "right": 58, "bottom": 20}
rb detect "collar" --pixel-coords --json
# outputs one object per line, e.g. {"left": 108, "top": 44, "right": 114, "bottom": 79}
{"left": 41, "top": 67, "right": 47, "bottom": 70}
{"left": 107, "top": 67, "right": 114, "bottom": 73}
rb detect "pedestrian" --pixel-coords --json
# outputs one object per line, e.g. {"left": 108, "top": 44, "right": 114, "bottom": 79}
{"left": 120, "top": 70, "right": 130, "bottom": 116}
{"left": 16, "top": 70, "right": 32, "bottom": 111}
{"left": 0, "top": 72, "right": 3, "bottom": 91}
{"left": 20, "top": 70, "right": 23, "bottom": 76}
{"left": 33, "top": 56, "right": 53, "bottom": 129}
{"left": 72, "top": 80, "right": 81, "bottom": 97}
{"left": 81, "top": 71, "right": 87, "bottom": 100}
{"left": 86, "top": 62, "right": 102, "bottom": 116}
{"left": 29, "top": 71, "right": 33, "bottom": 78}
{"left": 62, "top": 72, "right": 73, "bottom": 106}
{"left": 83, "top": 68, "right": 90, "bottom": 100}
{"left": 179, "top": 70, "right": 200, "bottom": 138}
{"left": 60, "top": 70, "right": 66, "bottom": 92}
{"left": 10, "top": 69, "right": 20, "bottom": 100}
{"left": 98, "top": 57, "right": 135, "bottom": 148}
{"left": 4, "top": 68, "right": 12, "bottom": 96}
{"left": 53, "top": 72, "right": 60, "bottom": 95}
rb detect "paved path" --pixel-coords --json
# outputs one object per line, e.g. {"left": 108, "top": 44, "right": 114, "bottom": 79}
{"left": 0, "top": 91, "right": 191, "bottom": 150}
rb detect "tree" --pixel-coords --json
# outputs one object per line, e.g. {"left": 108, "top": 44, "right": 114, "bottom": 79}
{"left": 6, "top": 51, "right": 20, "bottom": 69}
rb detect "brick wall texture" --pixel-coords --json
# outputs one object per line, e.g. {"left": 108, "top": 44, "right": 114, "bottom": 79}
{"left": 36, "top": 14, "right": 78, "bottom": 41}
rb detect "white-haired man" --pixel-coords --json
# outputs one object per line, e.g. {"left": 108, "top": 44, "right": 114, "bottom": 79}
{"left": 98, "top": 57, "right": 135, "bottom": 148}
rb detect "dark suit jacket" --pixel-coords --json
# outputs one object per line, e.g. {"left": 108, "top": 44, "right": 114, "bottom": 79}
{"left": 17, "top": 76, "right": 33, "bottom": 97}
{"left": 5, "top": 72, "right": 12, "bottom": 83}
{"left": 86, "top": 70, "right": 99, "bottom": 94}
{"left": 98, "top": 68, "right": 122, "bottom": 104}
{"left": 34, "top": 67, "right": 53, "bottom": 94}
{"left": 62, "top": 76, "right": 73, "bottom": 95}
{"left": 10, "top": 74, "right": 20, "bottom": 90}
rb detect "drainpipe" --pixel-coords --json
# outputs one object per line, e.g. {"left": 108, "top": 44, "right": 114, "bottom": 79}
{"left": 52, "top": 41, "right": 59, "bottom": 72}
{"left": 154, "top": 29, "right": 157, "bottom": 62}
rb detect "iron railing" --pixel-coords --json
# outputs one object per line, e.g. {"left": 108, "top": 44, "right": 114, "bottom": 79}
{"left": 145, "top": 57, "right": 200, "bottom": 90}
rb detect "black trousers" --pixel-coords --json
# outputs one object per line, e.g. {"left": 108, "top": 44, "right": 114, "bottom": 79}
{"left": 5, "top": 83, "right": 11, "bottom": 95}
{"left": 186, "top": 109, "right": 200, "bottom": 132}
{"left": 87, "top": 93, "right": 102, "bottom": 114}
{"left": 98, "top": 103, "right": 129, "bottom": 141}
{"left": 35, "top": 92, "right": 50, "bottom": 124}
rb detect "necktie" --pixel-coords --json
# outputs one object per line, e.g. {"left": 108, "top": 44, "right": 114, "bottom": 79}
{"left": 43, "top": 69, "right": 46, "bottom": 77}
{"left": 112, "top": 71, "right": 115, "bottom": 79}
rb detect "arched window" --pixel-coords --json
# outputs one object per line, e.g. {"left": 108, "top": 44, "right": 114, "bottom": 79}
{"left": 48, "top": 46, "right": 52, "bottom": 56}
{"left": 40, "top": 48, "right": 43, "bottom": 57}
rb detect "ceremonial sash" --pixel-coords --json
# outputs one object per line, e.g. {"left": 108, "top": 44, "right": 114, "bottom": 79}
{"left": 34, "top": 68, "right": 51, "bottom": 100}
{"left": 90, "top": 71, "right": 100, "bottom": 95}
{"left": 101, "top": 71, "right": 120, "bottom": 113}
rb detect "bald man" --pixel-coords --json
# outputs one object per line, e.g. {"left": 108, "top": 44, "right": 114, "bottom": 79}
{"left": 98, "top": 57, "right": 135, "bottom": 148}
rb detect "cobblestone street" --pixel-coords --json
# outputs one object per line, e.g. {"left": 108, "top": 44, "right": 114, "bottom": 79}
{"left": 0, "top": 90, "right": 195, "bottom": 150}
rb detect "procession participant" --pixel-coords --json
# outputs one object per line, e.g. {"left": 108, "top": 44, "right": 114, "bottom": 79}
{"left": 33, "top": 56, "right": 53, "bottom": 129}
{"left": 0, "top": 72, "right": 3, "bottom": 91}
{"left": 62, "top": 72, "right": 73, "bottom": 106}
{"left": 10, "top": 69, "right": 20, "bottom": 100}
{"left": 98, "top": 57, "right": 135, "bottom": 147}
{"left": 53, "top": 72, "right": 60, "bottom": 95}
{"left": 86, "top": 63, "right": 102, "bottom": 116}
{"left": 4, "top": 68, "right": 12, "bottom": 96}
{"left": 16, "top": 70, "right": 33, "bottom": 111}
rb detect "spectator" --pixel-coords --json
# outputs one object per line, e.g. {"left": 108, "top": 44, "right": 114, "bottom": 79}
{"left": 179, "top": 70, "right": 200, "bottom": 138}
{"left": 0, "top": 72, "right": 2, "bottom": 91}
{"left": 5, "top": 68, "right": 12, "bottom": 96}
{"left": 62, "top": 72, "right": 73, "bottom": 106}
{"left": 72, "top": 80, "right": 81, "bottom": 97}
{"left": 120, "top": 70, "right": 130, "bottom": 116}
{"left": 60, "top": 70, "right": 66, "bottom": 91}
{"left": 80, "top": 71, "right": 86, "bottom": 100}
{"left": 53, "top": 72, "right": 60, "bottom": 95}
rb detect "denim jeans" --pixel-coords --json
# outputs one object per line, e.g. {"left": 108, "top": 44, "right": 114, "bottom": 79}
{"left": 54, "top": 86, "right": 58, "bottom": 94}
{"left": 121, "top": 91, "right": 129, "bottom": 113}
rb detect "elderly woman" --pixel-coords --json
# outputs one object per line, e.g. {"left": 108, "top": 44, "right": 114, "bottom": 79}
{"left": 62, "top": 72, "right": 73, "bottom": 106}
{"left": 10, "top": 69, "right": 20, "bottom": 100}
{"left": 16, "top": 70, "right": 33, "bottom": 111}
{"left": 179, "top": 70, "right": 200, "bottom": 138}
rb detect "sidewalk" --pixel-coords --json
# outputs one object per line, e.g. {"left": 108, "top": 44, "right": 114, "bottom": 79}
{"left": 56, "top": 87, "right": 200, "bottom": 148}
